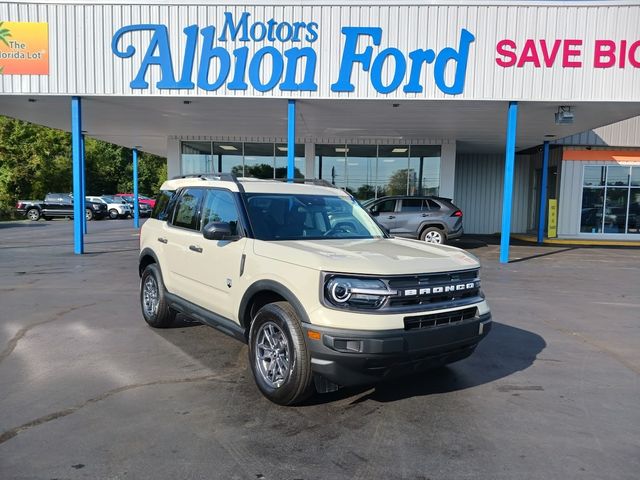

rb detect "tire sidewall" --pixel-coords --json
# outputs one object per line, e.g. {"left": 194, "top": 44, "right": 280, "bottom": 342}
{"left": 85, "top": 208, "right": 93, "bottom": 221}
{"left": 109, "top": 209, "right": 119, "bottom": 219}
{"left": 249, "top": 303, "right": 310, "bottom": 405}
{"left": 140, "top": 264, "right": 173, "bottom": 328}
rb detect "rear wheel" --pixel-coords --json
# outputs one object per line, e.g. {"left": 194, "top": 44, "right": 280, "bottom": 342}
{"left": 109, "top": 209, "right": 119, "bottom": 219}
{"left": 420, "top": 226, "right": 445, "bottom": 244}
{"left": 26, "top": 208, "right": 40, "bottom": 221}
{"left": 249, "top": 302, "right": 314, "bottom": 405}
{"left": 85, "top": 208, "right": 93, "bottom": 221}
{"left": 140, "top": 264, "right": 176, "bottom": 328}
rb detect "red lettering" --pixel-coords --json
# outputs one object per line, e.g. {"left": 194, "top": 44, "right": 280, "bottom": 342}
{"left": 630, "top": 40, "right": 640, "bottom": 67}
{"left": 540, "top": 39, "right": 562, "bottom": 67}
{"left": 516, "top": 39, "right": 541, "bottom": 67}
{"left": 496, "top": 39, "right": 517, "bottom": 67}
{"left": 562, "top": 39, "right": 582, "bottom": 67}
{"left": 619, "top": 40, "right": 627, "bottom": 68}
{"left": 594, "top": 40, "right": 616, "bottom": 68}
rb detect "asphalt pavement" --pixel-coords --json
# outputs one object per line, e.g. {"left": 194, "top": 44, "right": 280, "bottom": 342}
{"left": 0, "top": 218, "right": 639, "bottom": 479}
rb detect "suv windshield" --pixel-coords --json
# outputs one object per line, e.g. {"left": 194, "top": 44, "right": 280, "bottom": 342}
{"left": 245, "top": 193, "right": 386, "bottom": 241}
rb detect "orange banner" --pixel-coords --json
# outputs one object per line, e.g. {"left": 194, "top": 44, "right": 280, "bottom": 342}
{"left": 563, "top": 149, "right": 640, "bottom": 163}
{"left": 0, "top": 21, "right": 48, "bottom": 75}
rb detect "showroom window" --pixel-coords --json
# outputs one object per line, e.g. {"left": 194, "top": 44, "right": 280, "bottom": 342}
{"left": 314, "top": 144, "right": 440, "bottom": 200}
{"left": 580, "top": 165, "right": 640, "bottom": 234}
{"left": 180, "top": 141, "right": 304, "bottom": 178}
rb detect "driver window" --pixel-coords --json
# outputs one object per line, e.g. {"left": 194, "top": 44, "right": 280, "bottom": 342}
{"left": 201, "top": 189, "right": 240, "bottom": 235}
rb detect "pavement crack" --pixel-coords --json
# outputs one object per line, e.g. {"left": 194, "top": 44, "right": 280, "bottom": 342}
{"left": 0, "top": 303, "right": 97, "bottom": 365}
{"left": 0, "top": 374, "right": 233, "bottom": 446}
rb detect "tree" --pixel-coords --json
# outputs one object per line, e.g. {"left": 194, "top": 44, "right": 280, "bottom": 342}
{"left": 0, "top": 115, "right": 167, "bottom": 218}
{"left": 387, "top": 169, "right": 416, "bottom": 195}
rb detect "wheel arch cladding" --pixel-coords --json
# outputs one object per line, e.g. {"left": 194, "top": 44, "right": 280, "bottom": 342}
{"left": 239, "top": 280, "right": 311, "bottom": 331}
{"left": 420, "top": 222, "right": 447, "bottom": 235}
{"left": 139, "top": 248, "right": 159, "bottom": 277}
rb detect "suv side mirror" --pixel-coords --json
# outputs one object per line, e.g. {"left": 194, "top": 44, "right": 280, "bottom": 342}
{"left": 203, "top": 221, "right": 235, "bottom": 241}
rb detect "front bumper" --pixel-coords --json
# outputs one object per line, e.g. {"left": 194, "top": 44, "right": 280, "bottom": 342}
{"left": 302, "top": 312, "right": 491, "bottom": 387}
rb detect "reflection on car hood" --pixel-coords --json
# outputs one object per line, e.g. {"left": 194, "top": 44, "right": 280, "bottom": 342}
{"left": 252, "top": 237, "right": 479, "bottom": 275}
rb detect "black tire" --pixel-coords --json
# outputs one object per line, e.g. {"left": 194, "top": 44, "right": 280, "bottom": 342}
{"left": 248, "top": 302, "right": 314, "bottom": 405}
{"left": 109, "top": 209, "right": 119, "bottom": 219}
{"left": 26, "top": 208, "right": 40, "bottom": 221}
{"left": 85, "top": 208, "right": 93, "bottom": 221}
{"left": 420, "top": 226, "right": 446, "bottom": 244}
{"left": 140, "top": 264, "right": 176, "bottom": 328}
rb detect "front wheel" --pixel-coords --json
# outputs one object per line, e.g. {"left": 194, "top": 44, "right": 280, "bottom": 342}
{"left": 249, "top": 302, "right": 314, "bottom": 405}
{"left": 26, "top": 208, "right": 40, "bottom": 221}
{"left": 109, "top": 209, "right": 119, "bottom": 219}
{"left": 85, "top": 208, "right": 94, "bottom": 221}
{"left": 420, "top": 226, "right": 445, "bottom": 244}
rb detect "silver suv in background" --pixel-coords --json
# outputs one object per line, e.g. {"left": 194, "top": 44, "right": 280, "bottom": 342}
{"left": 364, "top": 196, "right": 463, "bottom": 244}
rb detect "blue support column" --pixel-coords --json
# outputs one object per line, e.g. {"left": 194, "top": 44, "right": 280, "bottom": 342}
{"left": 81, "top": 133, "right": 87, "bottom": 234}
{"left": 287, "top": 99, "right": 295, "bottom": 182}
{"left": 499, "top": 101, "right": 519, "bottom": 264}
{"left": 71, "top": 97, "right": 84, "bottom": 254}
{"left": 537, "top": 141, "right": 550, "bottom": 244}
{"left": 133, "top": 148, "right": 140, "bottom": 229}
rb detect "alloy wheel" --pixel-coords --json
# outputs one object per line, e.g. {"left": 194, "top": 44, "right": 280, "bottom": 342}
{"left": 424, "top": 230, "right": 443, "bottom": 244}
{"left": 255, "top": 322, "right": 291, "bottom": 388}
{"left": 142, "top": 276, "right": 159, "bottom": 318}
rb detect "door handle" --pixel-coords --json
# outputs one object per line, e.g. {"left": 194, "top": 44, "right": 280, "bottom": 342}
{"left": 189, "top": 245, "right": 203, "bottom": 253}
{"left": 421, "top": 213, "right": 429, "bottom": 217}
{"left": 387, "top": 215, "right": 396, "bottom": 219}
{"left": 157, "top": 237, "right": 168, "bottom": 244}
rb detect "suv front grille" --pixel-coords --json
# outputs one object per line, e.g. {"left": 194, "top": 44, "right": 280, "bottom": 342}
{"left": 404, "top": 307, "right": 477, "bottom": 330}
{"left": 387, "top": 269, "right": 480, "bottom": 308}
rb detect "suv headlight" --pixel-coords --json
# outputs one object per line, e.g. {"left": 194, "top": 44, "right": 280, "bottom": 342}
{"left": 324, "top": 275, "right": 397, "bottom": 310}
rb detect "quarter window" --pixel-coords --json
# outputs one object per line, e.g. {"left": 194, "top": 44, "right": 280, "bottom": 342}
{"left": 400, "top": 199, "right": 424, "bottom": 212}
{"left": 172, "top": 188, "right": 204, "bottom": 230}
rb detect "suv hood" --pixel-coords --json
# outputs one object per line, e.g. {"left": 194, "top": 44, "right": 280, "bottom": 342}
{"left": 252, "top": 237, "right": 479, "bottom": 275}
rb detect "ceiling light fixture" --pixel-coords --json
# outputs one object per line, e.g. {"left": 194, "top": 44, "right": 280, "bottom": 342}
{"left": 391, "top": 148, "right": 408, "bottom": 153}
{"left": 335, "top": 147, "right": 349, "bottom": 153}
{"left": 544, "top": 134, "right": 556, "bottom": 138}
{"left": 183, "top": 100, "right": 192, "bottom": 105}
{"left": 28, "top": 98, "right": 37, "bottom": 103}
{"left": 392, "top": 103, "right": 400, "bottom": 108}
{"left": 277, "top": 146, "right": 288, "bottom": 152}
{"left": 219, "top": 145, "right": 238, "bottom": 151}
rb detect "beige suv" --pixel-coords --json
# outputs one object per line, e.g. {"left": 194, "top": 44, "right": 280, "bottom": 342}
{"left": 139, "top": 175, "right": 492, "bottom": 405}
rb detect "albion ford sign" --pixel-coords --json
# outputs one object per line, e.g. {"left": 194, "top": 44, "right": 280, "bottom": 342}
{"left": 111, "top": 12, "right": 475, "bottom": 95}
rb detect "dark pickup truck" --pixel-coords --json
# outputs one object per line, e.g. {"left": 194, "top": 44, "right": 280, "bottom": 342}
{"left": 16, "top": 193, "right": 107, "bottom": 221}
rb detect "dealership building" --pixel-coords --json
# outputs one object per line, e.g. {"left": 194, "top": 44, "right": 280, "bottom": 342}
{"left": 1, "top": 0, "right": 640, "bottom": 260}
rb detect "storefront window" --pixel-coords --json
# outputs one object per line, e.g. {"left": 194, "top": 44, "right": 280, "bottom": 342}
{"left": 314, "top": 143, "right": 441, "bottom": 200}
{"left": 580, "top": 165, "right": 639, "bottom": 234}
{"left": 243, "top": 143, "right": 275, "bottom": 178}
{"left": 181, "top": 141, "right": 213, "bottom": 175}
{"left": 275, "top": 144, "right": 305, "bottom": 179}
{"left": 214, "top": 142, "right": 243, "bottom": 175}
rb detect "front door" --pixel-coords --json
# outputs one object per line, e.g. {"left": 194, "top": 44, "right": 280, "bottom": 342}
{"left": 193, "top": 188, "right": 248, "bottom": 322}
{"left": 370, "top": 198, "right": 398, "bottom": 232}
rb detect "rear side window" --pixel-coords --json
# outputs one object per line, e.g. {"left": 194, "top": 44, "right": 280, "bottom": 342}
{"left": 171, "top": 188, "right": 204, "bottom": 230}
{"left": 371, "top": 199, "right": 396, "bottom": 213}
{"left": 152, "top": 190, "right": 175, "bottom": 221}
{"left": 400, "top": 199, "right": 425, "bottom": 212}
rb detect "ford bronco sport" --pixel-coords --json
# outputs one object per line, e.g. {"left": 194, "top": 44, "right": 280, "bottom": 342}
{"left": 139, "top": 174, "right": 491, "bottom": 405}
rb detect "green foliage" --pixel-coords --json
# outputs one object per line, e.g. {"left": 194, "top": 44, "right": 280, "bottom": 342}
{"left": 0, "top": 115, "right": 167, "bottom": 218}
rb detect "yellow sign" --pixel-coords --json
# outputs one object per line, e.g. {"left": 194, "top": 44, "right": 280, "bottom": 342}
{"left": 548, "top": 199, "right": 557, "bottom": 238}
{"left": 0, "top": 21, "right": 48, "bottom": 75}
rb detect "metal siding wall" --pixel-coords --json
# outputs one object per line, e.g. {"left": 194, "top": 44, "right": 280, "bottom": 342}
{"left": 554, "top": 116, "right": 640, "bottom": 147}
{"left": 1, "top": 2, "right": 640, "bottom": 100}
{"left": 454, "top": 153, "right": 530, "bottom": 234}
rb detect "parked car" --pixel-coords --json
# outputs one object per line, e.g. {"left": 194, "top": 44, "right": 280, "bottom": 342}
{"left": 87, "top": 195, "right": 132, "bottom": 219}
{"left": 364, "top": 196, "right": 463, "bottom": 244}
{"left": 16, "top": 194, "right": 107, "bottom": 221}
{"left": 15, "top": 200, "right": 44, "bottom": 221}
{"left": 139, "top": 175, "right": 491, "bottom": 405}
{"left": 118, "top": 196, "right": 153, "bottom": 217}
{"left": 116, "top": 193, "right": 156, "bottom": 208}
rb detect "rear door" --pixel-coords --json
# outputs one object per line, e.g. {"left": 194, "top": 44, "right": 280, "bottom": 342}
{"left": 161, "top": 187, "right": 206, "bottom": 302}
{"left": 394, "top": 198, "right": 428, "bottom": 236}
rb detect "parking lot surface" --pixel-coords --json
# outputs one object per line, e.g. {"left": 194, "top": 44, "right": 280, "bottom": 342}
{"left": 1, "top": 219, "right": 639, "bottom": 480}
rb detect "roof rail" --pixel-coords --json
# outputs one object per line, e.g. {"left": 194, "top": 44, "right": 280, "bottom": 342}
{"left": 171, "top": 173, "right": 241, "bottom": 184}
{"left": 274, "top": 178, "right": 339, "bottom": 189}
